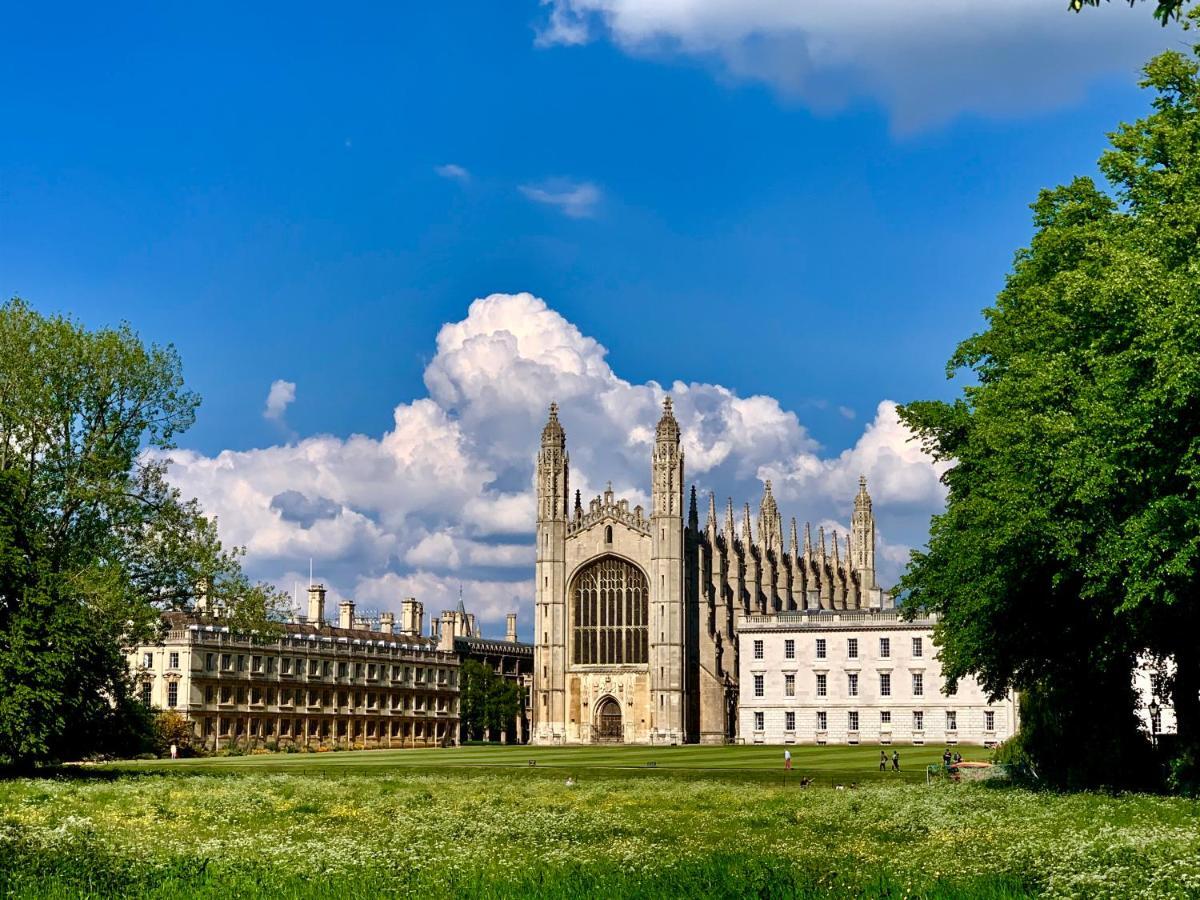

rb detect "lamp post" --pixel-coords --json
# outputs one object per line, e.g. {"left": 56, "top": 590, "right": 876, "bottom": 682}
{"left": 1148, "top": 699, "right": 1160, "bottom": 750}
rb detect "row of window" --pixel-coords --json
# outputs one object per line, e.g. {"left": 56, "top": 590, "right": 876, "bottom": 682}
{"left": 204, "top": 652, "right": 454, "bottom": 685}
{"left": 753, "top": 671, "right": 930, "bottom": 699}
{"left": 753, "top": 636, "right": 923, "bottom": 662}
{"left": 208, "top": 685, "right": 453, "bottom": 712}
{"left": 142, "top": 680, "right": 456, "bottom": 713}
{"left": 140, "top": 651, "right": 453, "bottom": 686}
{"left": 753, "top": 709, "right": 995, "bottom": 732}
{"left": 203, "top": 716, "right": 447, "bottom": 741}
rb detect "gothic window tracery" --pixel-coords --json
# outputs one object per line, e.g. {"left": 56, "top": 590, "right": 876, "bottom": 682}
{"left": 571, "top": 556, "right": 648, "bottom": 665}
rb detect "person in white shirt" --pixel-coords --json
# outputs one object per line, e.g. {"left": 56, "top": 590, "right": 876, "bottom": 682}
{"left": 784, "top": 749, "right": 792, "bottom": 771}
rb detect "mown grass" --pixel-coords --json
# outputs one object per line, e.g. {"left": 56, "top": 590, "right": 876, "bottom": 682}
{"left": 103, "top": 742, "right": 955, "bottom": 785}
{"left": 2, "top": 746, "right": 1197, "bottom": 898}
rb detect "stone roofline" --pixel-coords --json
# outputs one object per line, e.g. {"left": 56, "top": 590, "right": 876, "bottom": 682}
{"left": 567, "top": 483, "right": 650, "bottom": 537}
{"left": 157, "top": 610, "right": 446, "bottom": 653}
{"left": 738, "top": 609, "right": 937, "bottom": 633}
{"left": 453, "top": 635, "right": 534, "bottom": 656}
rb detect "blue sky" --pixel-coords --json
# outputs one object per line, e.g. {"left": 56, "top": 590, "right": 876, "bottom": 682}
{"left": 0, "top": 2, "right": 1185, "bottom": 633}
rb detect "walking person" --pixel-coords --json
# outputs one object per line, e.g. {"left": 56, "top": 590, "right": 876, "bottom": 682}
{"left": 892, "top": 750, "right": 900, "bottom": 772}
{"left": 169, "top": 742, "right": 178, "bottom": 761}
{"left": 879, "top": 750, "right": 887, "bottom": 771}
{"left": 784, "top": 748, "right": 792, "bottom": 771}
{"left": 943, "top": 747, "right": 952, "bottom": 768}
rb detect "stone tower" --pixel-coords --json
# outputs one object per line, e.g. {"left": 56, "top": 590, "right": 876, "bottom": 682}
{"left": 650, "top": 397, "right": 686, "bottom": 743}
{"left": 850, "top": 475, "right": 876, "bottom": 591}
{"left": 533, "top": 402, "right": 569, "bottom": 742}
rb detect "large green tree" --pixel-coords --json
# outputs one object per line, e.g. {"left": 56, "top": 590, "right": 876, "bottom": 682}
{"left": 458, "top": 660, "right": 523, "bottom": 742}
{"left": 899, "top": 39, "right": 1200, "bottom": 791}
{"left": 0, "top": 299, "right": 282, "bottom": 766}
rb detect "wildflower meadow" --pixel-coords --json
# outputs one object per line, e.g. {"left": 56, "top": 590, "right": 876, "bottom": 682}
{"left": 1, "top": 747, "right": 1198, "bottom": 898}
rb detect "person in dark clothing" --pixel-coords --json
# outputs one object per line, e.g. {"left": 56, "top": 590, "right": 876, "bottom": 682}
{"left": 943, "top": 748, "right": 953, "bottom": 768}
{"left": 892, "top": 750, "right": 900, "bottom": 772}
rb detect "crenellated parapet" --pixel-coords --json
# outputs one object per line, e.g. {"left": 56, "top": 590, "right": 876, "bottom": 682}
{"left": 567, "top": 483, "right": 651, "bottom": 536}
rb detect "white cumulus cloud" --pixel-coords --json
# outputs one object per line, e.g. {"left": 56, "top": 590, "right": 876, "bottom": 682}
{"left": 536, "top": 0, "right": 1183, "bottom": 132}
{"left": 263, "top": 379, "right": 296, "bottom": 422}
{"left": 166, "top": 292, "right": 947, "bottom": 636}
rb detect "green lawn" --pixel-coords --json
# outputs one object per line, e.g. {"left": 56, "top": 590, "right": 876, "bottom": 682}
{"left": 108, "top": 742, "right": 958, "bottom": 784}
{"left": 2, "top": 745, "right": 1197, "bottom": 898}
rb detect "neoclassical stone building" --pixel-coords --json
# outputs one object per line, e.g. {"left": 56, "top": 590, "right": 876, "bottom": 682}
{"left": 531, "top": 399, "right": 891, "bottom": 745}
{"left": 127, "top": 587, "right": 462, "bottom": 750}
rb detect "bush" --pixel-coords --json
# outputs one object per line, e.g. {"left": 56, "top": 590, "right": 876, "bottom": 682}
{"left": 154, "top": 709, "right": 193, "bottom": 757}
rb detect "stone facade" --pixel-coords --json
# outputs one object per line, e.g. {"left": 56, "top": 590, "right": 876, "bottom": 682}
{"left": 738, "top": 610, "right": 1017, "bottom": 745}
{"left": 127, "top": 587, "right": 461, "bottom": 750}
{"left": 532, "top": 399, "right": 899, "bottom": 745}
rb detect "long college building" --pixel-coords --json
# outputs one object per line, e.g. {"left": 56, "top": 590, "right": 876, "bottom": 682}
{"left": 129, "top": 586, "right": 462, "bottom": 750}
{"left": 531, "top": 399, "right": 1017, "bottom": 746}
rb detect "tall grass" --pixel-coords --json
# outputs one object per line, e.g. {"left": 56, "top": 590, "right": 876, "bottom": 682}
{"left": 1, "top": 768, "right": 1196, "bottom": 897}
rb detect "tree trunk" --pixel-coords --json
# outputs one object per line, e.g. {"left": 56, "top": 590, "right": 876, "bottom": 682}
{"left": 1170, "top": 639, "right": 1200, "bottom": 792}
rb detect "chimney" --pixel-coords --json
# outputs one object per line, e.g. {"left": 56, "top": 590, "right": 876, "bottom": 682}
{"left": 307, "top": 584, "right": 327, "bottom": 625}
{"left": 338, "top": 600, "right": 354, "bottom": 630}
{"left": 506, "top": 613, "right": 517, "bottom": 643}
{"left": 379, "top": 612, "right": 395, "bottom": 634}
{"left": 439, "top": 614, "right": 456, "bottom": 657}
{"left": 430, "top": 617, "right": 440, "bottom": 639}
{"left": 466, "top": 613, "right": 477, "bottom": 638}
{"left": 401, "top": 598, "right": 423, "bottom": 636}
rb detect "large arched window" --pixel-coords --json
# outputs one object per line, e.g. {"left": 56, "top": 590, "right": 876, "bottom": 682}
{"left": 572, "top": 556, "right": 648, "bottom": 665}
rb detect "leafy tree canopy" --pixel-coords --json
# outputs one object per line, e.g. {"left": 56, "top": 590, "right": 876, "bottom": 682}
{"left": 459, "top": 659, "right": 523, "bottom": 741}
{"left": 0, "top": 299, "right": 283, "bottom": 766}
{"left": 1070, "top": 0, "right": 1190, "bottom": 25}
{"left": 899, "top": 38, "right": 1200, "bottom": 790}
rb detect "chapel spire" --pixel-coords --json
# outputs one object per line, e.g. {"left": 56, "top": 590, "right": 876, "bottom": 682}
{"left": 851, "top": 473, "right": 877, "bottom": 590}
{"left": 541, "top": 401, "right": 565, "bottom": 449}
{"left": 757, "top": 480, "right": 782, "bottom": 554}
{"left": 651, "top": 396, "right": 683, "bottom": 518}
{"left": 536, "top": 402, "right": 568, "bottom": 522}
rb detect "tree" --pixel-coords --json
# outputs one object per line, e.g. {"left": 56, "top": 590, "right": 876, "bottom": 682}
{"left": 0, "top": 299, "right": 283, "bottom": 767}
{"left": 1070, "top": 0, "right": 1190, "bottom": 25}
{"left": 898, "top": 39, "right": 1200, "bottom": 791}
{"left": 459, "top": 660, "right": 523, "bottom": 741}
{"left": 155, "top": 709, "right": 194, "bottom": 756}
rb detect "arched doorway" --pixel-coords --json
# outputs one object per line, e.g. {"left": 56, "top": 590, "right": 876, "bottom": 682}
{"left": 594, "top": 697, "right": 623, "bottom": 743}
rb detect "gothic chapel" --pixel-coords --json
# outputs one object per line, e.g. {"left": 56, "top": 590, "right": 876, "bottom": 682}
{"left": 531, "top": 398, "right": 887, "bottom": 745}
